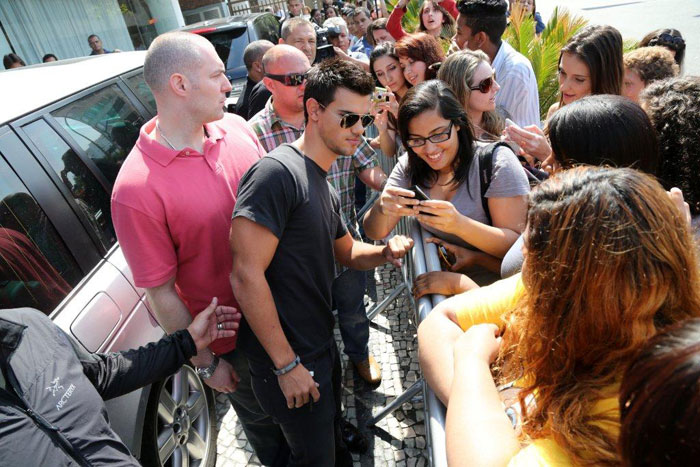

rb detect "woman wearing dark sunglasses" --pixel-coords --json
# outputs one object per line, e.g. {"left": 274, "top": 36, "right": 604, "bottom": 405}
{"left": 364, "top": 80, "right": 529, "bottom": 287}
{"left": 438, "top": 49, "right": 503, "bottom": 141}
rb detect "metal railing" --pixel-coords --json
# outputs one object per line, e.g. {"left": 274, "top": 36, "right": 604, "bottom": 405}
{"left": 358, "top": 211, "right": 447, "bottom": 466}
{"left": 355, "top": 140, "right": 447, "bottom": 466}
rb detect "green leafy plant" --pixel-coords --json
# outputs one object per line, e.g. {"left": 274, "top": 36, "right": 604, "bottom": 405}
{"left": 503, "top": 5, "right": 589, "bottom": 116}
{"left": 385, "top": 0, "right": 451, "bottom": 52}
{"left": 385, "top": 0, "right": 422, "bottom": 33}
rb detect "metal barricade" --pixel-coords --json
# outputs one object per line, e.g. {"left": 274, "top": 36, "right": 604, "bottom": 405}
{"left": 354, "top": 143, "right": 448, "bottom": 465}
{"left": 362, "top": 216, "right": 447, "bottom": 467}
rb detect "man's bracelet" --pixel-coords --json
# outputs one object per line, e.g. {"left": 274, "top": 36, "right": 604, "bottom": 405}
{"left": 273, "top": 355, "right": 301, "bottom": 376}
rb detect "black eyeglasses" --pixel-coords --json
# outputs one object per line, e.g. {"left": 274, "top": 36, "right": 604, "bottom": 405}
{"left": 318, "top": 103, "right": 375, "bottom": 128}
{"left": 406, "top": 122, "right": 454, "bottom": 148}
{"left": 469, "top": 75, "right": 495, "bottom": 94}
{"left": 650, "top": 33, "right": 686, "bottom": 49}
{"left": 264, "top": 72, "right": 308, "bottom": 86}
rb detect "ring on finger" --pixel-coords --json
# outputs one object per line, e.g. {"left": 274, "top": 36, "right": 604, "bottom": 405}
{"left": 217, "top": 322, "right": 223, "bottom": 331}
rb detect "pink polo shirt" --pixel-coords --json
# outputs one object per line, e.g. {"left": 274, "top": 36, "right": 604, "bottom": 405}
{"left": 111, "top": 113, "right": 265, "bottom": 355}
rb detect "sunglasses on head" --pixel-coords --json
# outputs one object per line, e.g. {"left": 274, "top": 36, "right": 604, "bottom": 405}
{"left": 651, "top": 33, "right": 685, "bottom": 49}
{"left": 265, "top": 72, "right": 308, "bottom": 86}
{"left": 318, "top": 102, "right": 375, "bottom": 128}
{"left": 469, "top": 75, "right": 495, "bottom": 94}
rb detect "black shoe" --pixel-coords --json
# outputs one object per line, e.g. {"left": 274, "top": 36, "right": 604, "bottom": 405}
{"left": 339, "top": 418, "right": 368, "bottom": 454}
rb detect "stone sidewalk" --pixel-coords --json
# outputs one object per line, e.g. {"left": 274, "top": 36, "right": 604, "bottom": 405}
{"left": 214, "top": 263, "right": 428, "bottom": 466}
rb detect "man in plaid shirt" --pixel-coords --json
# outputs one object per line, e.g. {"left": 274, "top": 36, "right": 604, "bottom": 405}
{"left": 248, "top": 45, "right": 387, "bottom": 385}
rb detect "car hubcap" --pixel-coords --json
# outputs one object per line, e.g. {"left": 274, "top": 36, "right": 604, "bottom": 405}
{"left": 156, "top": 366, "right": 210, "bottom": 467}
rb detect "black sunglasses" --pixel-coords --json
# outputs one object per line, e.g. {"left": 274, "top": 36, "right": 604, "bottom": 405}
{"left": 469, "top": 75, "right": 495, "bottom": 94}
{"left": 265, "top": 72, "right": 308, "bottom": 86}
{"left": 318, "top": 103, "right": 375, "bottom": 128}
{"left": 406, "top": 122, "right": 454, "bottom": 148}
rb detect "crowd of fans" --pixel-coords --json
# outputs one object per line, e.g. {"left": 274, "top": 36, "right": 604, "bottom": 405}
{"left": 237, "top": 0, "right": 700, "bottom": 464}
{"left": 4, "top": 0, "right": 699, "bottom": 465}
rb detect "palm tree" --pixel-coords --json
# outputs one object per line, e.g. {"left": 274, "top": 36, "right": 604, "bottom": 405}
{"left": 503, "top": 5, "right": 589, "bottom": 116}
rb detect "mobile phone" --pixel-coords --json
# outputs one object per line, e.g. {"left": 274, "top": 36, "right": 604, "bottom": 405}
{"left": 438, "top": 245, "right": 456, "bottom": 266}
{"left": 408, "top": 185, "right": 430, "bottom": 201}
{"left": 408, "top": 185, "right": 436, "bottom": 217}
{"left": 503, "top": 118, "right": 522, "bottom": 154}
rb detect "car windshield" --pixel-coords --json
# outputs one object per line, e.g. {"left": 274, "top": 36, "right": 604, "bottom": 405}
{"left": 201, "top": 28, "right": 248, "bottom": 81}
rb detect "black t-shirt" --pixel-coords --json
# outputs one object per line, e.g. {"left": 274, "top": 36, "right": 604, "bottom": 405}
{"left": 246, "top": 80, "right": 272, "bottom": 120}
{"left": 232, "top": 144, "right": 348, "bottom": 363}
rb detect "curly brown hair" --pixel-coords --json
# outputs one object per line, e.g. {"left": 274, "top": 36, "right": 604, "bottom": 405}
{"left": 624, "top": 46, "right": 679, "bottom": 85}
{"left": 500, "top": 166, "right": 700, "bottom": 466}
{"left": 640, "top": 76, "right": 700, "bottom": 215}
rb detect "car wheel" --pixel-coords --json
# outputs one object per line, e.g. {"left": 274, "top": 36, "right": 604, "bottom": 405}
{"left": 141, "top": 365, "right": 217, "bottom": 467}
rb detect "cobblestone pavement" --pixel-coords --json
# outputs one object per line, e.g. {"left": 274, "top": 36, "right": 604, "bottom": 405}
{"left": 214, "top": 263, "right": 428, "bottom": 466}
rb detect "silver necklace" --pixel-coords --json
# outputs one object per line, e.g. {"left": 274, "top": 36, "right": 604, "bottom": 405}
{"left": 156, "top": 121, "right": 178, "bottom": 150}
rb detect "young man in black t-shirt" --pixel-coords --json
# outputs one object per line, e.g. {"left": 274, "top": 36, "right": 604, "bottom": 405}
{"left": 230, "top": 58, "right": 413, "bottom": 466}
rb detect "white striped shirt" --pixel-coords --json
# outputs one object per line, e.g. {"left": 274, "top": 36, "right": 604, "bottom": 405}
{"left": 492, "top": 41, "right": 541, "bottom": 128}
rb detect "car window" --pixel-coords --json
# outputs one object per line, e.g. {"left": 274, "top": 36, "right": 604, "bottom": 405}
{"left": 23, "top": 119, "right": 116, "bottom": 252}
{"left": 0, "top": 156, "right": 82, "bottom": 314}
{"left": 51, "top": 85, "right": 145, "bottom": 185}
{"left": 203, "top": 27, "right": 248, "bottom": 78}
{"left": 255, "top": 15, "right": 280, "bottom": 43}
{"left": 124, "top": 73, "right": 157, "bottom": 115}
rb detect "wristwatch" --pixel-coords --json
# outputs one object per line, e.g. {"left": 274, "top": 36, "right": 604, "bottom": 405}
{"left": 195, "top": 356, "right": 219, "bottom": 380}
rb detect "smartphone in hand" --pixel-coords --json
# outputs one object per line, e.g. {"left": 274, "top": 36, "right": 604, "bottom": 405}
{"left": 503, "top": 118, "right": 522, "bottom": 154}
{"left": 438, "top": 245, "right": 456, "bottom": 267}
{"left": 408, "top": 185, "right": 436, "bottom": 216}
{"left": 409, "top": 185, "right": 430, "bottom": 201}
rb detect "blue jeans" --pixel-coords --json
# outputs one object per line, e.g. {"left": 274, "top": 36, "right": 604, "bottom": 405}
{"left": 332, "top": 268, "right": 369, "bottom": 364}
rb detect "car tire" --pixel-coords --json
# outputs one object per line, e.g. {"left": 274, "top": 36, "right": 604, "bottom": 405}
{"left": 141, "top": 364, "right": 218, "bottom": 467}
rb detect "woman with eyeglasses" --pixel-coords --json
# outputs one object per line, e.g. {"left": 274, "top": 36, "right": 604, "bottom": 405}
{"left": 504, "top": 25, "right": 624, "bottom": 166}
{"left": 639, "top": 28, "right": 685, "bottom": 68}
{"left": 438, "top": 49, "right": 503, "bottom": 141}
{"left": 394, "top": 33, "right": 445, "bottom": 87}
{"left": 363, "top": 80, "right": 529, "bottom": 287}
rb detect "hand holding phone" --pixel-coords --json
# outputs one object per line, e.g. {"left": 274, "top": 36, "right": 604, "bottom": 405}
{"left": 378, "top": 186, "right": 421, "bottom": 218}
{"left": 408, "top": 185, "right": 437, "bottom": 217}
{"left": 503, "top": 121, "right": 552, "bottom": 161}
{"left": 438, "top": 245, "right": 456, "bottom": 267}
{"left": 502, "top": 118, "right": 522, "bottom": 154}
{"left": 409, "top": 185, "right": 430, "bottom": 201}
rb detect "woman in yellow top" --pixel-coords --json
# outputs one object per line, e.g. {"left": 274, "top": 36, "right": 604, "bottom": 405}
{"left": 418, "top": 166, "right": 700, "bottom": 466}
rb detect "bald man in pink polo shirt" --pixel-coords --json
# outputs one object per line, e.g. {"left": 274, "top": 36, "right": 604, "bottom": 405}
{"left": 111, "top": 32, "right": 288, "bottom": 465}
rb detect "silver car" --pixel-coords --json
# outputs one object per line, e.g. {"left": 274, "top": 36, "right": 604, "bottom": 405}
{"left": 0, "top": 52, "right": 218, "bottom": 467}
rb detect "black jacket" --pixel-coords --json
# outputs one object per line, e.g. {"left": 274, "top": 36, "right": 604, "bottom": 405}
{"left": 233, "top": 76, "right": 256, "bottom": 119}
{"left": 247, "top": 80, "right": 272, "bottom": 120}
{"left": 0, "top": 308, "right": 197, "bottom": 466}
